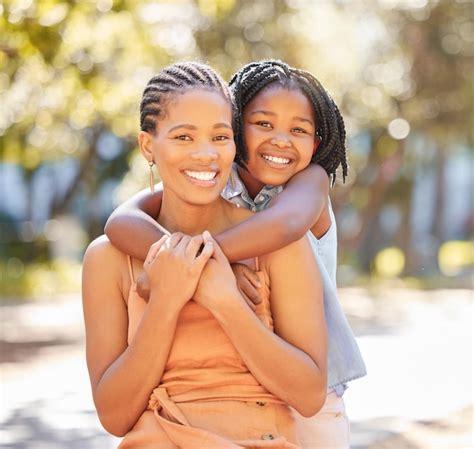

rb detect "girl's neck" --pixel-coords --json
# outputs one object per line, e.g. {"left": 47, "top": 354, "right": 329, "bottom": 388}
{"left": 158, "top": 189, "right": 233, "bottom": 235}
{"left": 236, "top": 166, "right": 265, "bottom": 200}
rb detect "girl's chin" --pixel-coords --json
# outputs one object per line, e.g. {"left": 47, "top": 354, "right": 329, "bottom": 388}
{"left": 258, "top": 173, "right": 291, "bottom": 187}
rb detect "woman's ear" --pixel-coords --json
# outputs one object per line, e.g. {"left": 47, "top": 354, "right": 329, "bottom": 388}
{"left": 138, "top": 131, "right": 154, "bottom": 163}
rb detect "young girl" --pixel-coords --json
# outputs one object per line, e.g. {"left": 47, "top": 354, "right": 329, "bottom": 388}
{"left": 84, "top": 62, "right": 327, "bottom": 447}
{"left": 105, "top": 60, "right": 366, "bottom": 448}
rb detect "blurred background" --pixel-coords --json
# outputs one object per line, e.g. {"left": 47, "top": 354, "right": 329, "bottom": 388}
{"left": 0, "top": 0, "right": 472, "bottom": 448}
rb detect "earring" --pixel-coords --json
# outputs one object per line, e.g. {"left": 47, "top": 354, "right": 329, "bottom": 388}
{"left": 149, "top": 161, "right": 155, "bottom": 193}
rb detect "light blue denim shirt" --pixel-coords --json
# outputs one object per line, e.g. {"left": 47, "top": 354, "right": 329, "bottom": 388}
{"left": 222, "top": 164, "right": 367, "bottom": 394}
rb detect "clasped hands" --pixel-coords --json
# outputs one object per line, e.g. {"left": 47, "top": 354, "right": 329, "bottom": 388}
{"left": 139, "top": 231, "right": 262, "bottom": 312}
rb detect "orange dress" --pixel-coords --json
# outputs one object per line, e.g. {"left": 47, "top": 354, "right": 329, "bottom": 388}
{"left": 118, "top": 257, "right": 300, "bottom": 449}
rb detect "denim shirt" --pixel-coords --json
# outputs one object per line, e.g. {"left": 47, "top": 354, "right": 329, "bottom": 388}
{"left": 221, "top": 164, "right": 367, "bottom": 394}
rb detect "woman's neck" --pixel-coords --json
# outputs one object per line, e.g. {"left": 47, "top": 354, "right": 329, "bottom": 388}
{"left": 158, "top": 189, "right": 234, "bottom": 235}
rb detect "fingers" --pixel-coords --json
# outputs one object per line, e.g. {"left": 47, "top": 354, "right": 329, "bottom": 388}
{"left": 185, "top": 235, "right": 204, "bottom": 259}
{"left": 194, "top": 239, "right": 214, "bottom": 268}
{"left": 136, "top": 271, "right": 151, "bottom": 302}
{"left": 242, "top": 265, "right": 262, "bottom": 289}
{"left": 167, "top": 232, "right": 185, "bottom": 249}
{"left": 239, "top": 289, "right": 257, "bottom": 311}
{"left": 144, "top": 235, "right": 168, "bottom": 266}
{"left": 202, "top": 231, "right": 227, "bottom": 263}
{"left": 238, "top": 276, "right": 262, "bottom": 306}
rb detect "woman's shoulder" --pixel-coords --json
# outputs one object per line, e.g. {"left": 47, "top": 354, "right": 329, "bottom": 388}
{"left": 84, "top": 234, "right": 125, "bottom": 262}
{"left": 260, "top": 234, "right": 314, "bottom": 274}
{"left": 83, "top": 235, "right": 129, "bottom": 281}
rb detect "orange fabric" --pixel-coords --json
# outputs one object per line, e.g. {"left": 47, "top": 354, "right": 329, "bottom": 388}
{"left": 120, "top": 257, "right": 300, "bottom": 448}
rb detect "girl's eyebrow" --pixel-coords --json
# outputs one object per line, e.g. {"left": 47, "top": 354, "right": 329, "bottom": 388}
{"left": 249, "top": 110, "right": 314, "bottom": 127}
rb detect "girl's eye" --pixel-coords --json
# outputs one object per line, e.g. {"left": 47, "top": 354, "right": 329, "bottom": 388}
{"left": 256, "top": 121, "right": 272, "bottom": 128}
{"left": 292, "top": 127, "right": 308, "bottom": 134}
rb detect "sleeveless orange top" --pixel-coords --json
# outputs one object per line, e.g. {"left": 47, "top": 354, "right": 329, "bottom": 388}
{"left": 119, "top": 256, "right": 299, "bottom": 448}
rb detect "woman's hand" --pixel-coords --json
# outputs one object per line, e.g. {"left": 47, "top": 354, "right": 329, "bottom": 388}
{"left": 144, "top": 232, "right": 214, "bottom": 311}
{"left": 194, "top": 232, "right": 244, "bottom": 312}
{"left": 231, "top": 263, "right": 262, "bottom": 311}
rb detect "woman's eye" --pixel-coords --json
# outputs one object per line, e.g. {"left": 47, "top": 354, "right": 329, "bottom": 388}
{"left": 175, "top": 135, "right": 192, "bottom": 141}
{"left": 213, "top": 135, "right": 231, "bottom": 141}
{"left": 256, "top": 121, "right": 272, "bottom": 128}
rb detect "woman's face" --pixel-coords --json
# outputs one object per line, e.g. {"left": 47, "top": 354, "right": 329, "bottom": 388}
{"left": 144, "top": 89, "right": 235, "bottom": 206}
{"left": 241, "top": 85, "right": 316, "bottom": 194}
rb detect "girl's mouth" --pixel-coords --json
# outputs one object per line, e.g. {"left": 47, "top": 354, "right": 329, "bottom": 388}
{"left": 261, "top": 154, "right": 292, "bottom": 166}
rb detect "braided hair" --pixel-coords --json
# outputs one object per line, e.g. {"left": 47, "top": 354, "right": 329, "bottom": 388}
{"left": 140, "top": 62, "right": 234, "bottom": 134}
{"left": 229, "top": 60, "right": 348, "bottom": 185}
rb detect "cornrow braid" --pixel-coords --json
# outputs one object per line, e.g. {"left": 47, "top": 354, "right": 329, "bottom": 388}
{"left": 140, "top": 62, "right": 234, "bottom": 134}
{"left": 229, "top": 60, "right": 348, "bottom": 185}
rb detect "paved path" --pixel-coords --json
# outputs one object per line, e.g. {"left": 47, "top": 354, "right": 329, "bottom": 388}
{"left": 0, "top": 288, "right": 472, "bottom": 448}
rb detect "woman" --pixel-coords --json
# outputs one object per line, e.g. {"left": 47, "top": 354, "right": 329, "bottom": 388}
{"left": 82, "top": 62, "right": 327, "bottom": 448}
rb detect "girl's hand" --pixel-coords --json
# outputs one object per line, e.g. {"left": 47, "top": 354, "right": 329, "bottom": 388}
{"left": 136, "top": 271, "right": 150, "bottom": 301}
{"left": 144, "top": 233, "right": 214, "bottom": 311}
{"left": 194, "top": 232, "right": 244, "bottom": 312}
{"left": 231, "top": 263, "right": 262, "bottom": 311}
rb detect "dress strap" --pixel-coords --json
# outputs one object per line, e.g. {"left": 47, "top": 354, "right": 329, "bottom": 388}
{"left": 254, "top": 256, "right": 260, "bottom": 271}
{"left": 127, "top": 255, "right": 135, "bottom": 284}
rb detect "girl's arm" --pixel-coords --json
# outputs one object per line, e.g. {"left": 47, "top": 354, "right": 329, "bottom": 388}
{"left": 104, "top": 184, "right": 165, "bottom": 260}
{"left": 106, "top": 164, "right": 328, "bottom": 262}
{"left": 215, "top": 164, "right": 329, "bottom": 262}
{"left": 195, "top": 233, "right": 327, "bottom": 417}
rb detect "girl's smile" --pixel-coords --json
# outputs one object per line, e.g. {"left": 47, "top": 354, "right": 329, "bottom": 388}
{"left": 241, "top": 85, "right": 316, "bottom": 197}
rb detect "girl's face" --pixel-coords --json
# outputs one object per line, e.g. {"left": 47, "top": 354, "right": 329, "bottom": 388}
{"left": 241, "top": 85, "right": 316, "bottom": 195}
{"left": 141, "top": 89, "right": 235, "bottom": 206}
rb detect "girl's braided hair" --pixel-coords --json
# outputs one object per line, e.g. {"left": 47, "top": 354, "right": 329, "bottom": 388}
{"left": 229, "top": 60, "right": 348, "bottom": 185}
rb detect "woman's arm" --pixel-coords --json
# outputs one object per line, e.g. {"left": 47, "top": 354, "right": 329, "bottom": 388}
{"left": 82, "top": 234, "right": 212, "bottom": 436}
{"left": 215, "top": 164, "right": 329, "bottom": 262}
{"left": 104, "top": 184, "right": 165, "bottom": 260}
{"left": 195, "top": 233, "right": 327, "bottom": 417}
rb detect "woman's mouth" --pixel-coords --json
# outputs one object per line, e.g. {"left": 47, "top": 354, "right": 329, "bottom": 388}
{"left": 183, "top": 170, "right": 218, "bottom": 186}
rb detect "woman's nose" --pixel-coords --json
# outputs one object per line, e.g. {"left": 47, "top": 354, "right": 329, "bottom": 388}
{"left": 190, "top": 146, "right": 218, "bottom": 161}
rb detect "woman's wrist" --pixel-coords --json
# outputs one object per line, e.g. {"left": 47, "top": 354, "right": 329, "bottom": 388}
{"left": 210, "top": 290, "right": 248, "bottom": 324}
{"left": 148, "top": 290, "right": 187, "bottom": 317}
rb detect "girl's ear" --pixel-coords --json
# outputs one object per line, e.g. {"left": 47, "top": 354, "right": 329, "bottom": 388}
{"left": 138, "top": 131, "right": 155, "bottom": 163}
{"left": 313, "top": 136, "right": 321, "bottom": 154}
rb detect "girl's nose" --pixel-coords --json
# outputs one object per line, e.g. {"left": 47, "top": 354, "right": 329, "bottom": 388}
{"left": 270, "top": 134, "right": 291, "bottom": 148}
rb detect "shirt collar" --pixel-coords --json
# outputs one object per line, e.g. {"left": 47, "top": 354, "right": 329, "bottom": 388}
{"left": 222, "top": 163, "right": 283, "bottom": 211}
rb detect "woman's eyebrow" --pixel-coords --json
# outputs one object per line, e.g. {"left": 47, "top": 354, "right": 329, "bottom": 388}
{"left": 168, "top": 124, "right": 197, "bottom": 132}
